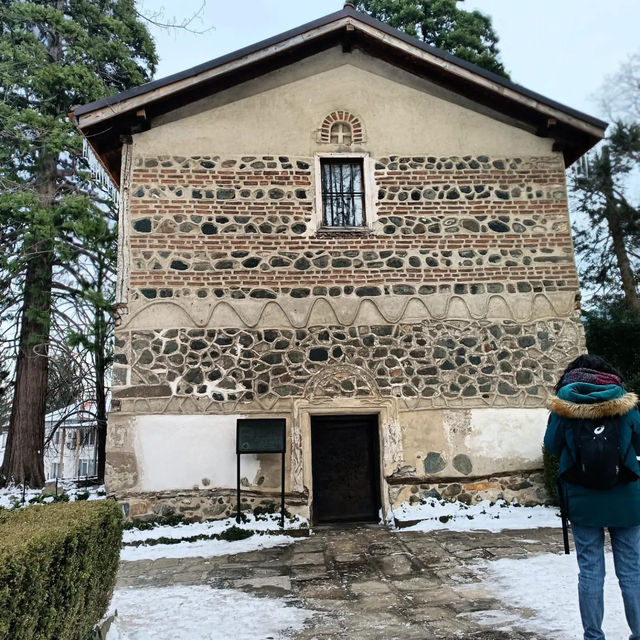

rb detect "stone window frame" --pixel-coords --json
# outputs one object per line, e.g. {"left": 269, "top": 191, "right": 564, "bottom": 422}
{"left": 312, "top": 152, "right": 377, "bottom": 235}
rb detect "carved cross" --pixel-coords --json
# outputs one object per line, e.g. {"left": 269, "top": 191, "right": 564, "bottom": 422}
{"left": 330, "top": 122, "right": 352, "bottom": 145}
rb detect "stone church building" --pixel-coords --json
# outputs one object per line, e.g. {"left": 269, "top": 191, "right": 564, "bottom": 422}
{"left": 73, "top": 5, "right": 606, "bottom": 521}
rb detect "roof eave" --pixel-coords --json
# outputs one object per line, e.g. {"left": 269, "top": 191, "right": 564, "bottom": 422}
{"left": 71, "top": 7, "right": 607, "bottom": 186}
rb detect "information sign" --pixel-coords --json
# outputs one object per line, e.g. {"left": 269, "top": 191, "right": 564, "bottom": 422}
{"left": 235, "top": 419, "right": 287, "bottom": 527}
{"left": 236, "top": 419, "right": 286, "bottom": 454}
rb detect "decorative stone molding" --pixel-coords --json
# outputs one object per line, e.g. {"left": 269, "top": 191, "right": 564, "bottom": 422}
{"left": 290, "top": 395, "right": 401, "bottom": 518}
{"left": 120, "top": 291, "right": 579, "bottom": 332}
{"left": 116, "top": 141, "right": 133, "bottom": 307}
{"left": 304, "top": 363, "right": 380, "bottom": 400}
{"left": 317, "top": 111, "right": 365, "bottom": 144}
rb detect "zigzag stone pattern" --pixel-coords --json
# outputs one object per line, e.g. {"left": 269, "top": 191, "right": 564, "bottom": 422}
{"left": 120, "top": 292, "right": 576, "bottom": 333}
{"left": 113, "top": 318, "right": 583, "bottom": 410}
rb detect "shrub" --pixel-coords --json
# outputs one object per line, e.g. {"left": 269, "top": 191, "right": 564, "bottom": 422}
{"left": 219, "top": 525, "right": 253, "bottom": 541}
{"left": 123, "top": 513, "right": 185, "bottom": 531}
{"left": 0, "top": 500, "right": 123, "bottom": 640}
{"left": 542, "top": 445, "right": 560, "bottom": 505}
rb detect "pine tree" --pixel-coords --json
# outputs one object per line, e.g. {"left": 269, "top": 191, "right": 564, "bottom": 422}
{"left": 0, "top": 0, "right": 157, "bottom": 488}
{"left": 356, "top": 0, "right": 508, "bottom": 77}
{"left": 571, "top": 123, "right": 640, "bottom": 311}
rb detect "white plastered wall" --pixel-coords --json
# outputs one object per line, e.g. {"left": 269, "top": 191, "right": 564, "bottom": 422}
{"left": 133, "top": 415, "right": 259, "bottom": 492}
{"left": 463, "top": 408, "right": 549, "bottom": 474}
{"left": 133, "top": 46, "right": 554, "bottom": 159}
{"left": 399, "top": 407, "right": 549, "bottom": 477}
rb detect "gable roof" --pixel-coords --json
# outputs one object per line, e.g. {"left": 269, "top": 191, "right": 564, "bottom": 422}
{"left": 71, "top": 5, "right": 607, "bottom": 185}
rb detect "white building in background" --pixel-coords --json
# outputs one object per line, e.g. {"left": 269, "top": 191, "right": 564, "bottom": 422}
{"left": 0, "top": 404, "right": 101, "bottom": 481}
{"left": 44, "top": 402, "right": 101, "bottom": 481}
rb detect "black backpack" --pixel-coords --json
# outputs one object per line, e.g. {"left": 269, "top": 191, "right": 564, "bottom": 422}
{"left": 562, "top": 417, "right": 635, "bottom": 490}
{"left": 557, "top": 416, "right": 639, "bottom": 554}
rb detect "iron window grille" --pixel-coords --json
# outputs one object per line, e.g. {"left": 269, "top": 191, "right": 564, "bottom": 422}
{"left": 321, "top": 159, "right": 365, "bottom": 227}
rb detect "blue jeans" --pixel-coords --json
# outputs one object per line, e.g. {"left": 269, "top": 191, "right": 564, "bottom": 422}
{"left": 572, "top": 524, "right": 640, "bottom": 640}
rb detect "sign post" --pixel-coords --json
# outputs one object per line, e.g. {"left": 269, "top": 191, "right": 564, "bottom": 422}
{"left": 236, "top": 419, "right": 286, "bottom": 528}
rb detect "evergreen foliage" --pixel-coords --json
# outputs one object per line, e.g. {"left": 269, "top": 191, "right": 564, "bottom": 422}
{"left": 583, "top": 302, "right": 640, "bottom": 395}
{"left": 0, "top": 0, "right": 157, "bottom": 487}
{"left": 571, "top": 123, "right": 640, "bottom": 311}
{"left": 355, "top": 0, "right": 508, "bottom": 77}
{"left": 0, "top": 500, "right": 123, "bottom": 640}
{"left": 45, "top": 352, "right": 84, "bottom": 414}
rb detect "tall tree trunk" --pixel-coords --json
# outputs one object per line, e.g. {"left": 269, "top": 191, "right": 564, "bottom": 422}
{"left": 602, "top": 147, "right": 640, "bottom": 312}
{"left": 95, "top": 372, "right": 107, "bottom": 482}
{"left": 0, "top": 152, "right": 57, "bottom": 488}
{"left": 0, "top": 243, "right": 53, "bottom": 488}
{"left": 0, "top": 8, "right": 63, "bottom": 489}
{"left": 608, "top": 211, "right": 640, "bottom": 312}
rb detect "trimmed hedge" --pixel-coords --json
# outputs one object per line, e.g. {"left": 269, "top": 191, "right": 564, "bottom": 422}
{"left": 0, "top": 500, "right": 123, "bottom": 640}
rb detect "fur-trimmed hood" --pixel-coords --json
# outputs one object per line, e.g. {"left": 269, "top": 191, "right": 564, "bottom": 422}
{"left": 547, "top": 391, "right": 639, "bottom": 419}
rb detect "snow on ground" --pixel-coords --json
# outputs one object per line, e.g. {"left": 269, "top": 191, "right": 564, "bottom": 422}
{"left": 120, "top": 513, "right": 307, "bottom": 562}
{"left": 123, "top": 512, "right": 307, "bottom": 543}
{"left": 473, "top": 551, "right": 630, "bottom": 639}
{"left": 106, "top": 585, "right": 314, "bottom": 640}
{"left": 121, "top": 533, "right": 298, "bottom": 561}
{"left": 393, "top": 498, "right": 562, "bottom": 532}
{"left": 0, "top": 482, "right": 105, "bottom": 509}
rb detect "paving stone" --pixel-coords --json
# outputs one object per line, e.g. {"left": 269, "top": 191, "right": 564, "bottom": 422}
{"left": 296, "top": 582, "right": 349, "bottom": 600}
{"left": 389, "top": 576, "right": 439, "bottom": 592}
{"left": 449, "top": 597, "right": 503, "bottom": 613}
{"left": 290, "top": 552, "right": 326, "bottom": 566}
{"left": 231, "top": 574, "right": 291, "bottom": 595}
{"left": 117, "top": 524, "right": 564, "bottom": 639}
{"left": 375, "top": 552, "right": 414, "bottom": 576}
{"left": 331, "top": 552, "right": 362, "bottom": 563}
{"left": 404, "top": 605, "right": 452, "bottom": 622}
{"left": 353, "top": 593, "right": 400, "bottom": 612}
{"left": 401, "top": 587, "right": 461, "bottom": 605}
{"left": 486, "top": 546, "right": 530, "bottom": 558}
{"left": 349, "top": 580, "right": 394, "bottom": 596}
{"left": 290, "top": 567, "right": 329, "bottom": 581}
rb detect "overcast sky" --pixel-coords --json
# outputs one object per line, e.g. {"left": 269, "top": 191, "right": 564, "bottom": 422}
{"left": 140, "top": 0, "right": 640, "bottom": 121}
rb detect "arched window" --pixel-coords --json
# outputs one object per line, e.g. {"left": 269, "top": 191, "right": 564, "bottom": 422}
{"left": 318, "top": 111, "right": 365, "bottom": 144}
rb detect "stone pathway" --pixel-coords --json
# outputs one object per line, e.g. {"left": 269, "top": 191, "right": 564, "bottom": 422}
{"left": 117, "top": 525, "right": 568, "bottom": 639}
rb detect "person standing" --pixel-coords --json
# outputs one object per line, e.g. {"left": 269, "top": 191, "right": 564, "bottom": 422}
{"left": 544, "top": 354, "right": 640, "bottom": 640}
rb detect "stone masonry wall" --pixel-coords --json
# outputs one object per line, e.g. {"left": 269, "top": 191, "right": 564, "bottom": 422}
{"left": 109, "top": 149, "right": 581, "bottom": 513}
{"left": 114, "top": 319, "right": 581, "bottom": 410}
{"left": 124, "top": 153, "right": 575, "bottom": 304}
{"left": 114, "top": 151, "right": 580, "bottom": 411}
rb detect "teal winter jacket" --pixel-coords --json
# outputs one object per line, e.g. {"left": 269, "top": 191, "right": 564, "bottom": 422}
{"left": 544, "top": 382, "right": 640, "bottom": 528}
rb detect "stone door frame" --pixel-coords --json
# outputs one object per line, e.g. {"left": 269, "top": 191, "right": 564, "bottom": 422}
{"left": 291, "top": 396, "right": 402, "bottom": 522}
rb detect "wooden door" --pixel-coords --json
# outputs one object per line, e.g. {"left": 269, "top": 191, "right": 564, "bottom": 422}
{"left": 311, "top": 414, "right": 380, "bottom": 524}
